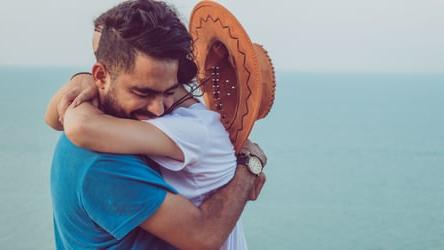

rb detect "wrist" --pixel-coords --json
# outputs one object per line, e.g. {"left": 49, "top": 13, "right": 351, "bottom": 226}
{"left": 236, "top": 152, "right": 264, "bottom": 176}
{"left": 234, "top": 165, "right": 256, "bottom": 195}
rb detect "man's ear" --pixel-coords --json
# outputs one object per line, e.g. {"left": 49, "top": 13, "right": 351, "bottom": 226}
{"left": 92, "top": 63, "right": 108, "bottom": 90}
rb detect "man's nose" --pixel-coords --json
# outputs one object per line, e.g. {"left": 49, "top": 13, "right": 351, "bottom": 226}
{"left": 147, "top": 95, "right": 165, "bottom": 117}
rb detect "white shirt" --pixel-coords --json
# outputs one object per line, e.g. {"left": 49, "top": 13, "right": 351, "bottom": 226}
{"left": 146, "top": 102, "right": 247, "bottom": 250}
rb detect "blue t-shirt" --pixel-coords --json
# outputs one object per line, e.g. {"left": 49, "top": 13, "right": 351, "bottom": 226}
{"left": 51, "top": 134, "right": 177, "bottom": 249}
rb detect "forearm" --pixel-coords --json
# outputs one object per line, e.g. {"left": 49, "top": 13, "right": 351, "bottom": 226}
{"left": 64, "top": 103, "right": 111, "bottom": 150}
{"left": 142, "top": 166, "right": 255, "bottom": 249}
{"left": 64, "top": 103, "right": 182, "bottom": 159}
{"left": 44, "top": 81, "right": 71, "bottom": 130}
{"left": 191, "top": 166, "right": 255, "bottom": 248}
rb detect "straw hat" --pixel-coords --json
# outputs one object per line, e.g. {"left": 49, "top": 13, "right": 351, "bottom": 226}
{"left": 189, "top": 0, "right": 276, "bottom": 152}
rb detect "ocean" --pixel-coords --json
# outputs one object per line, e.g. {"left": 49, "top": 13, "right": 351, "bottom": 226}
{"left": 1, "top": 67, "right": 443, "bottom": 249}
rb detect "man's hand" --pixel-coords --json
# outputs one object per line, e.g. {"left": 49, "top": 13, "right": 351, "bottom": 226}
{"left": 45, "top": 72, "right": 99, "bottom": 130}
{"left": 239, "top": 139, "right": 267, "bottom": 165}
{"left": 238, "top": 140, "right": 267, "bottom": 201}
{"left": 248, "top": 173, "right": 266, "bottom": 201}
{"left": 57, "top": 74, "right": 98, "bottom": 124}
{"left": 141, "top": 140, "right": 268, "bottom": 249}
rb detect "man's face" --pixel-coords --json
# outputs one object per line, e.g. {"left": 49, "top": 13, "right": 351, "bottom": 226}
{"left": 100, "top": 53, "right": 180, "bottom": 120}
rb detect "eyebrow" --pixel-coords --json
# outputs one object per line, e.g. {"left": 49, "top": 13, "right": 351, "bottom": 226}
{"left": 132, "top": 83, "right": 181, "bottom": 94}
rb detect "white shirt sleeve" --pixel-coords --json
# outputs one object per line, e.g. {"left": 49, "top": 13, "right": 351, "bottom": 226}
{"left": 144, "top": 111, "right": 208, "bottom": 171}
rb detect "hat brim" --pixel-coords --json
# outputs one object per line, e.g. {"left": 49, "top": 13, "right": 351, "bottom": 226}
{"left": 190, "top": 1, "right": 264, "bottom": 152}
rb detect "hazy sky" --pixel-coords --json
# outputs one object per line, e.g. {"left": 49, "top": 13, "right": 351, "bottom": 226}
{"left": 1, "top": 0, "right": 443, "bottom": 73}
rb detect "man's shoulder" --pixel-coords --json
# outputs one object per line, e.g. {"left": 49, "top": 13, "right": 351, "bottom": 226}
{"left": 55, "top": 134, "right": 167, "bottom": 185}
{"left": 57, "top": 133, "right": 147, "bottom": 165}
{"left": 85, "top": 152, "right": 162, "bottom": 180}
{"left": 86, "top": 152, "right": 178, "bottom": 192}
{"left": 91, "top": 152, "right": 147, "bottom": 166}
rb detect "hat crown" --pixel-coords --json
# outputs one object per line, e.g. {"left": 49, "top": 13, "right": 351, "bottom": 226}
{"left": 190, "top": 1, "right": 276, "bottom": 151}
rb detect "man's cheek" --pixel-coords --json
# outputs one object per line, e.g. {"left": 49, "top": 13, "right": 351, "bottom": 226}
{"left": 164, "top": 97, "right": 175, "bottom": 110}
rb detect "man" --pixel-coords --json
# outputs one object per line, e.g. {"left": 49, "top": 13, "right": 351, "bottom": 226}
{"left": 45, "top": 1, "right": 266, "bottom": 249}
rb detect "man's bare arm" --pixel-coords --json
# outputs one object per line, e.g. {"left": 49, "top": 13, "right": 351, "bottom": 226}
{"left": 140, "top": 141, "right": 267, "bottom": 249}
{"left": 142, "top": 165, "right": 264, "bottom": 250}
{"left": 63, "top": 103, "right": 183, "bottom": 161}
{"left": 44, "top": 73, "right": 96, "bottom": 130}
{"left": 45, "top": 80, "right": 73, "bottom": 130}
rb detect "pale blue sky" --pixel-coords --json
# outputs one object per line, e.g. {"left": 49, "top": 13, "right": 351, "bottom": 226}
{"left": 0, "top": 0, "right": 443, "bottom": 73}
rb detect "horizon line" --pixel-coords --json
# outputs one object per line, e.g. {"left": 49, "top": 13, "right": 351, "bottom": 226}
{"left": 0, "top": 64, "right": 443, "bottom": 75}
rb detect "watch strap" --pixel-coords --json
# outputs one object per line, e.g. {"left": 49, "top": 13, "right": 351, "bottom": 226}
{"left": 236, "top": 153, "right": 249, "bottom": 166}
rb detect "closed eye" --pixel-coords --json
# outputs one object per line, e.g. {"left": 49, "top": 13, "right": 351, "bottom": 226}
{"left": 133, "top": 90, "right": 155, "bottom": 98}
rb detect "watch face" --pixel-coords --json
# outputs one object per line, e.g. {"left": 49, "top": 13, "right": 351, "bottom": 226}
{"left": 248, "top": 156, "right": 263, "bottom": 175}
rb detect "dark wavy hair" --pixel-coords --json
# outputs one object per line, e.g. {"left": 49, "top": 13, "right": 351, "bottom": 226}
{"left": 94, "top": 0, "right": 197, "bottom": 84}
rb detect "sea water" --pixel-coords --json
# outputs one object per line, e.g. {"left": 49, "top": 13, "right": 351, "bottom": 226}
{"left": 1, "top": 67, "right": 443, "bottom": 249}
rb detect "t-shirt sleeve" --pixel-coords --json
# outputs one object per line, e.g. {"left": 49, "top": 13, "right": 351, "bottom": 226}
{"left": 80, "top": 154, "right": 177, "bottom": 240}
{"left": 146, "top": 114, "right": 208, "bottom": 171}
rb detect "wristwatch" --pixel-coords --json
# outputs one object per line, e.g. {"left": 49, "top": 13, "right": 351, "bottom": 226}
{"left": 237, "top": 153, "right": 264, "bottom": 176}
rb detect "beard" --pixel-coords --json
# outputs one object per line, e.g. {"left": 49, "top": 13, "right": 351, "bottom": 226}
{"left": 101, "top": 90, "right": 131, "bottom": 119}
{"left": 101, "top": 84, "right": 160, "bottom": 120}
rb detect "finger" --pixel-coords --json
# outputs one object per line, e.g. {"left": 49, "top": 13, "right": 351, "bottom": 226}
{"left": 58, "top": 115, "right": 64, "bottom": 125}
{"left": 248, "top": 182, "right": 258, "bottom": 201}
{"left": 262, "top": 153, "right": 268, "bottom": 166}
{"left": 248, "top": 173, "right": 266, "bottom": 201}
{"left": 58, "top": 87, "right": 79, "bottom": 115}
{"left": 59, "top": 87, "right": 78, "bottom": 107}
{"left": 73, "top": 87, "right": 97, "bottom": 107}
{"left": 248, "top": 142, "right": 267, "bottom": 165}
{"left": 253, "top": 143, "right": 264, "bottom": 155}
{"left": 64, "top": 87, "right": 81, "bottom": 101}
{"left": 255, "top": 173, "right": 266, "bottom": 197}
{"left": 257, "top": 149, "right": 267, "bottom": 165}
{"left": 239, "top": 140, "right": 254, "bottom": 154}
{"left": 72, "top": 92, "right": 88, "bottom": 107}
{"left": 253, "top": 174, "right": 265, "bottom": 201}
{"left": 57, "top": 98, "right": 71, "bottom": 122}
